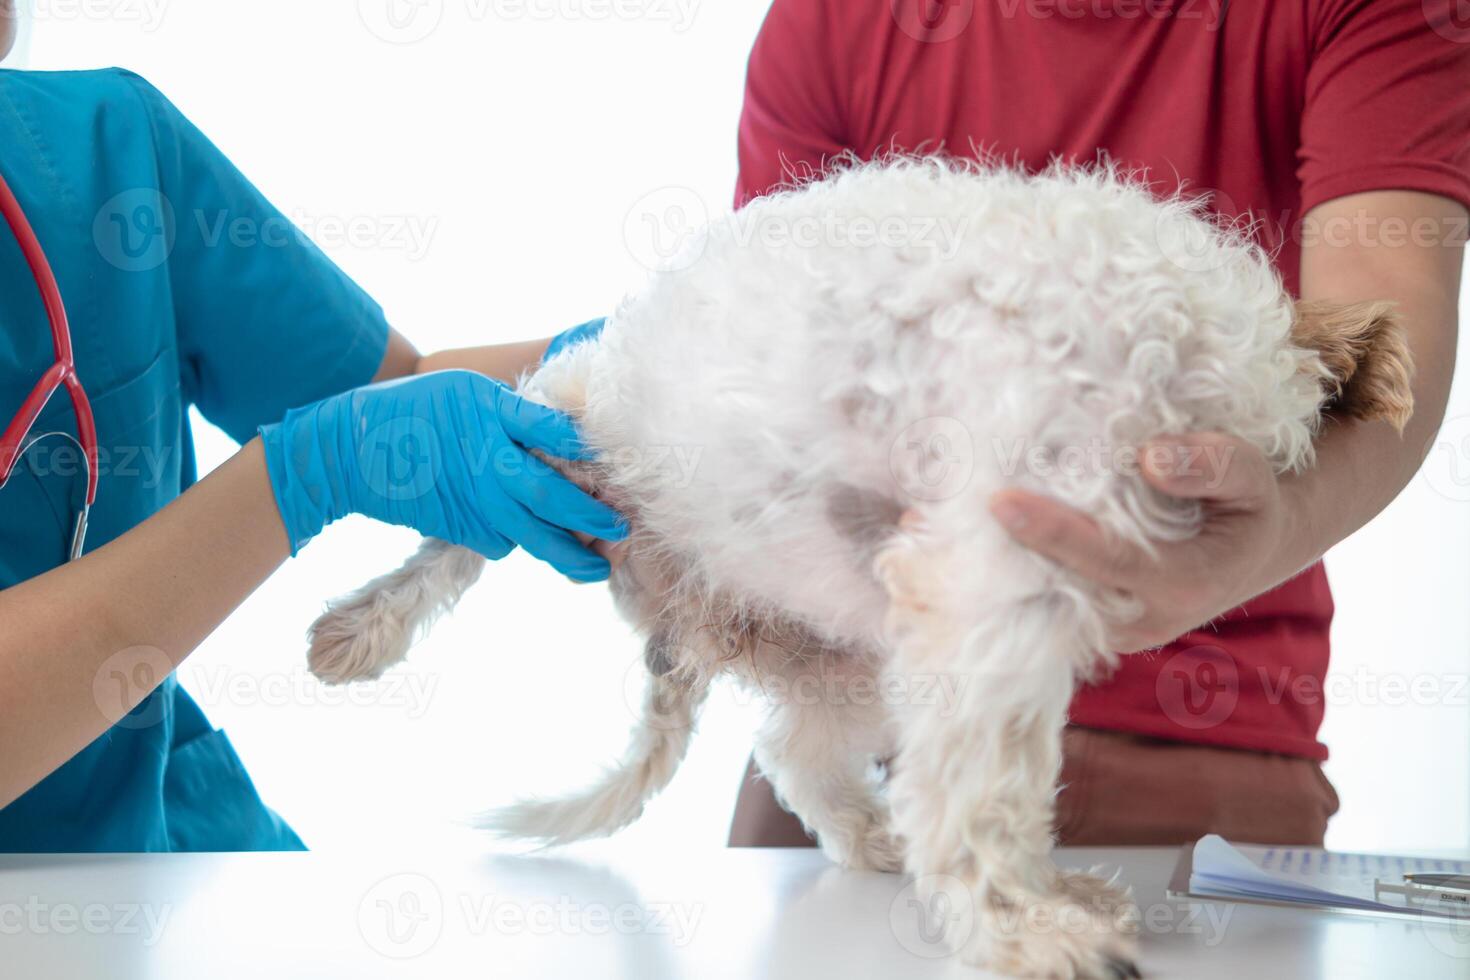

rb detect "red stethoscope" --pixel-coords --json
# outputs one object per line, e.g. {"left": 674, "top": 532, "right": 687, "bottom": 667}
{"left": 0, "top": 167, "right": 98, "bottom": 561}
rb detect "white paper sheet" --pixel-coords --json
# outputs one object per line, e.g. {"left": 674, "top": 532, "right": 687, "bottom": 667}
{"left": 1188, "top": 835, "right": 1470, "bottom": 917}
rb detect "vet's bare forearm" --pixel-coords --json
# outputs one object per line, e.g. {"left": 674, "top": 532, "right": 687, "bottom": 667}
{"left": 375, "top": 326, "right": 554, "bottom": 386}
{"left": 0, "top": 440, "right": 289, "bottom": 808}
{"left": 416, "top": 339, "right": 553, "bottom": 383}
{"left": 1277, "top": 191, "right": 1464, "bottom": 576}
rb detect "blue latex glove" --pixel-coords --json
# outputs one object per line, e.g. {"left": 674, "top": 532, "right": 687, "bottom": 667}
{"left": 544, "top": 317, "right": 607, "bottom": 362}
{"left": 259, "top": 370, "right": 624, "bottom": 581}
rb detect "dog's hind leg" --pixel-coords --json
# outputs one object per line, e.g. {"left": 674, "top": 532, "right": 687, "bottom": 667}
{"left": 876, "top": 526, "right": 1140, "bottom": 980}
{"left": 307, "top": 539, "right": 486, "bottom": 684}
{"left": 748, "top": 650, "right": 903, "bottom": 872}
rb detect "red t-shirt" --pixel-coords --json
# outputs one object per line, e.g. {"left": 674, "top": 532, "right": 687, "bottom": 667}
{"left": 735, "top": 0, "right": 1470, "bottom": 761}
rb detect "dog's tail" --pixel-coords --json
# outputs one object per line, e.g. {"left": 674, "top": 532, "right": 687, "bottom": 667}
{"left": 480, "top": 637, "right": 711, "bottom": 846}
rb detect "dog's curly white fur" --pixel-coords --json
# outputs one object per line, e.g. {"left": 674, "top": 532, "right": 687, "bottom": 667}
{"left": 306, "top": 159, "right": 1412, "bottom": 979}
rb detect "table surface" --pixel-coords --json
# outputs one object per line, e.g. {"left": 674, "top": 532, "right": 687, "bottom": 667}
{"left": 1, "top": 844, "right": 1466, "bottom": 979}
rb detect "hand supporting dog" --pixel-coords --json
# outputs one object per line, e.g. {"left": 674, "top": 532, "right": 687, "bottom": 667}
{"left": 992, "top": 432, "right": 1308, "bottom": 653}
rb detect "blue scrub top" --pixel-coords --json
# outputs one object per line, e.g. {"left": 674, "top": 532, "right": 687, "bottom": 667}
{"left": 0, "top": 69, "right": 389, "bottom": 851}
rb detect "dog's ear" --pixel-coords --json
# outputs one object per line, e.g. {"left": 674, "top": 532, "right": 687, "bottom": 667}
{"left": 1291, "top": 299, "right": 1415, "bottom": 433}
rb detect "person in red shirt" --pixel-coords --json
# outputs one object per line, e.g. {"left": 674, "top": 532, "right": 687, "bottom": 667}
{"left": 729, "top": 0, "right": 1469, "bottom": 846}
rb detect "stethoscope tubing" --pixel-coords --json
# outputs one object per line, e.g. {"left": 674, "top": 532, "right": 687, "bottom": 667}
{"left": 0, "top": 163, "right": 99, "bottom": 559}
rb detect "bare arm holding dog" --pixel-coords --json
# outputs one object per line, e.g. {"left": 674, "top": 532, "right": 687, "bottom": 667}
{"left": 992, "top": 190, "right": 1465, "bottom": 651}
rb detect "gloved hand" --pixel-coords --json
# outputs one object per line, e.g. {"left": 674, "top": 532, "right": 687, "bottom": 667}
{"left": 259, "top": 369, "right": 624, "bottom": 581}
{"left": 544, "top": 317, "right": 607, "bottom": 363}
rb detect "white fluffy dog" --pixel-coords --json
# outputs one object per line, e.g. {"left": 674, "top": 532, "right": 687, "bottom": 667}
{"left": 306, "top": 160, "right": 1411, "bottom": 978}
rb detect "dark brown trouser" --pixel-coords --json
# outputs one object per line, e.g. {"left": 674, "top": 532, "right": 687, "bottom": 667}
{"left": 728, "top": 726, "right": 1340, "bottom": 848}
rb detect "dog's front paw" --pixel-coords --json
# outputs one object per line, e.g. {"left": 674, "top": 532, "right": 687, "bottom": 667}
{"left": 837, "top": 820, "right": 905, "bottom": 874}
{"left": 1056, "top": 869, "right": 1141, "bottom": 938}
{"left": 306, "top": 598, "right": 412, "bottom": 684}
{"left": 816, "top": 806, "right": 904, "bottom": 873}
{"left": 979, "top": 896, "right": 1140, "bottom": 980}
{"left": 926, "top": 874, "right": 1140, "bottom": 979}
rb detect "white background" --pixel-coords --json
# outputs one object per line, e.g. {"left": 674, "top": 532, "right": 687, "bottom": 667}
{"left": 10, "top": 0, "right": 1470, "bottom": 856}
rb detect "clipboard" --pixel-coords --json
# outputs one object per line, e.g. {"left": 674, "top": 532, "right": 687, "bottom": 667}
{"left": 1165, "top": 836, "right": 1470, "bottom": 925}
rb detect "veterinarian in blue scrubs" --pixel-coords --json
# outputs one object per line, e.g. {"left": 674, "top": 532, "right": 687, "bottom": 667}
{"left": 0, "top": 45, "right": 622, "bottom": 851}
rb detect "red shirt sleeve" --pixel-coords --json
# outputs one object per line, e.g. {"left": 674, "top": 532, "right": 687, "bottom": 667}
{"left": 1298, "top": 0, "right": 1470, "bottom": 214}
{"left": 735, "top": 0, "right": 850, "bottom": 207}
